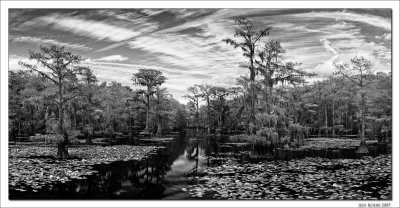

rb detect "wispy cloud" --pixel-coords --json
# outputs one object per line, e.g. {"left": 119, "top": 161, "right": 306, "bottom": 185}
{"left": 20, "top": 13, "right": 157, "bottom": 42}
{"left": 11, "top": 36, "right": 92, "bottom": 51}
{"left": 292, "top": 10, "right": 391, "bottom": 31}
{"left": 320, "top": 39, "right": 339, "bottom": 55}
{"left": 93, "top": 55, "right": 128, "bottom": 62}
{"left": 8, "top": 9, "right": 392, "bottom": 103}
{"left": 375, "top": 33, "right": 391, "bottom": 40}
{"left": 79, "top": 59, "right": 218, "bottom": 102}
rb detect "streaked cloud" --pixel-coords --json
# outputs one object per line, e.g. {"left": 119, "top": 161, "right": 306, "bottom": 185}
{"left": 11, "top": 36, "right": 92, "bottom": 51}
{"left": 94, "top": 55, "right": 128, "bottom": 62}
{"left": 19, "top": 12, "right": 157, "bottom": 42}
{"left": 8, "top": 9, "right": 392, "bottom": 103}
{"left": 292, "top": 10, "right": 391, "bottom": 31}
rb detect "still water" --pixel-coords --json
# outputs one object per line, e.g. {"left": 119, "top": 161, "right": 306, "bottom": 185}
{"left": 10, "top": 130, "right": 390, "bottom": 200}
{"left": 10, "top": 130, "right": 217, "bottom": 200}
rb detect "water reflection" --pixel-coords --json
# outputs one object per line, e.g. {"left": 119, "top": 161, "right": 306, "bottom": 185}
{"left": 11, "top": 130, "right": 219, "bottom": 200}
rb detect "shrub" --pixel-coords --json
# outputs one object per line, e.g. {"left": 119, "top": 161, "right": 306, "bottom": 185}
{"left": 289, "top": 123, "right": 308, "bottom": 144}
{"left": 256, "top": 127, "right": 278, "bottom": 144}
{"left": 256, "top": 113, "right": 278, "bottom": 128}
{"left": 29, "top": 131, "right": 81, "bottom": 144}
{"left": 280, "top": 136, "right": 290, "bottom": 144}
{"left": 67, "top": 130, "right": 82, "bottom": 144}
{"left": 333, "top": 125, "right": 345, "bottom": 136}
{"left": 343, "top": 129, "right": 353, "bottom": 135}
{"left": 365, "top": 128, "right": 374, "bottom": 139}
{"left": 82, "top": 125, "right": 94, "bottom": 136}
{"left": 319, "top": 126, "right": 332, "bottom": 137}
{"left": 249, "top": 122, "right": 256, "bottom": 134}
{"left": 229, "top": 134, "right": 271, "bottom": 146}
{"left": 29, "top": 134, "right": 63, "bottom": 144}
{"left": 229, "top": 134, "right": 260, "bottom": 143}
{"left": 45, "top": 118, "right": 59, "bottom": 134}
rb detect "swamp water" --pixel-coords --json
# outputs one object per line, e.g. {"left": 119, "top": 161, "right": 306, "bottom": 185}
{"left": 10, "top": 130, "right": 217, "bottom": 199}
{"left": 9, "top": 130, "right": 391, "bottom": 200}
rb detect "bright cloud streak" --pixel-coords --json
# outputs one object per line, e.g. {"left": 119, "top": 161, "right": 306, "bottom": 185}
{"left": 95, "top": 55, "right": 128, "bottom": 62}
{"left": 292, "top": 10, "right": 391, "bottom": 31}
{"left": 9, "top": 9, "right": 392, "bottom": 104}
{"left": 12, "top": 36, "right": 92, "bottom": 51}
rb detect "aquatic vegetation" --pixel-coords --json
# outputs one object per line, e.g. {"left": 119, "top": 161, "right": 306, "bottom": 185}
{"left": 229, "top": 134, "right": 272, "bottom": 146}
{"left": 185, "top": 155, "right": 391, "bottom": 200}
{"left": 9, "top": 145, "right": 161, "bottom": 192}
{"left": 298, "top": 138, "right": 378, "bottom": 151}
{"left": 138, "top": 137, "right": 176, "bottom": 142}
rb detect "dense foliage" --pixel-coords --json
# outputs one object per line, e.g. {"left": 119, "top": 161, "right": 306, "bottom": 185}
{"left": 9, "top": 18, "right": 392, "bottom": 156}
{"left": 9, "top": 47, "right": 188, "bottom": 158}
{"left": 183, "top": 17, "right": 392, "bottom": 151}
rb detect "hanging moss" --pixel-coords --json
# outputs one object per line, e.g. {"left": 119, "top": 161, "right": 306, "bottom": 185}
{"left": 256, "top": 113, "right": 279, "bottom": 128}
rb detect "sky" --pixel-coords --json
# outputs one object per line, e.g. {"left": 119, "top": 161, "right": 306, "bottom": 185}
{"left": 8, "top": 9, "right": 392, "bottom": 104}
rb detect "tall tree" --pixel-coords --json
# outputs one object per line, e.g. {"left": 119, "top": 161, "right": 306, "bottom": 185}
{"left": 153, "top": 87, "right": 170, "bottom": 136}
{"left": 198, "top": 84, "right": 213, "bottom": 134}
{"left": 209, "top": 86, "right": 232, "bottom": 136}
{"left": 257, "top": 40, "right": 316, "bottom": 114}
{"left": 314, "top": 80, "right": 331, "bottom": 128}
{"left": 80, "top": 68, "right": 98, "bottom": 144}
{"left": 19, "top": 45, "right": 87, "bottom": 159}
{"left": 334, "top": 56, "right": 375, "bottom": 153}
{"left": 325, "top": 76, "right": 342, "bottom": 127}
{"left": 223, "top": 17, "right": 271, "bottom": 130}
{"left": 184, "top": 85, "right": 202, "bottom": 131}
{"left": 9, "top": 71, "right": 46, "bottom": 139}
{"left": 256, "top": 40, "right": 285, "bottom": 113}
{"left": 132, "top": 69, "right": 166, "bottom": 131}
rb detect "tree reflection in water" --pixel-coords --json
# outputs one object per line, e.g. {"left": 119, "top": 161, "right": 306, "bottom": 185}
{"left": 10, "top": 130, "right": 219, "bottom": 199}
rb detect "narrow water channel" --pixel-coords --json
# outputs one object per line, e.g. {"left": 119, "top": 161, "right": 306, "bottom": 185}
{"left": 10, "top": 130, "right": 217, "bottom": 200}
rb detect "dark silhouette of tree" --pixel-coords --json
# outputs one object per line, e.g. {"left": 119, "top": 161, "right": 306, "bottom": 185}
{"left": 80, "top": 68, "right": 98, "bottom": 144}
{"left": 184, "top": 85, "right": 202, "bottom": 131}
{"left": 198, "top": 84, "right": 213, "bottom": 134}
{"left": 19, "top": 45, "right": 88, "bottom": 159}
{"left": 223, "top": 17, "right": 271, "bottom": 131}
{"left": 153, "top": 87, "right": 170, "bottom": 136}
{"left": 334, "top": 56, "right": 375, "bottom": 154}
{"left": 257, "top": 40, "right": 316, "bottom": 114}
{"left": 209, "top": 86, "right": 232, "bottom": 136}
{"left": 132, "top": 69, "right": 166, "bottom": 131}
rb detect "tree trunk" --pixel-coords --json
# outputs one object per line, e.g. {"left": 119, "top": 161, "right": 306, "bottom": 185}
{"left": 218, "top": 114, "right": 223, "bottom": 139}
{"left": 332, "top": 101, "right": 335, "bottom": 127}
{"left": 324, "top": 104, "right": 328, "bottom": 127}
{"left": 207, "top": 99, "right": 211, "bottom": 134}
{"left": 56, "top": 140, "right": 69, "bottom": 159}
{"left": 129, "top": 116, "right": 134, "bottom": 140}
{"left": 73, "top": 104, "right": 78, "bottom": 130}
{"left": 266, "top": 81, "right": 273, "bottom": 115}
{"left": 250, "top": 87, "right": 255, "bottom": 128}
{"left": 146, "top": 94, "right": 150, "bottom": 131}
{"left": 196, "top": 99, "right": 199, "bottom": 133}
{"left": 86, "top": 127, "right": 93, "bottom": 145}
{"left": 157, "top": 116, "right": 162, "bottom": 136}
{"left": 86, "top": 135, "right": 92, "bottom": 145}
{"left": 87, "top": 104, "right": 95, "bottom": 144}
{"left": 357, "top": 94, "right": 369, "bottom": 154}
{"left": 57, "top": 100, "right": 70, "bottom": 159}
{"left": 249, "top": 54, "right": 256, "bottom": 132}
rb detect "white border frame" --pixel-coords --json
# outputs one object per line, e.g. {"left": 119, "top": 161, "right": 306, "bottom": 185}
{"left": 1, "top": 1, "right": 399, "bottom": 207}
